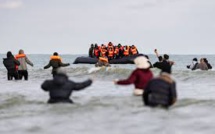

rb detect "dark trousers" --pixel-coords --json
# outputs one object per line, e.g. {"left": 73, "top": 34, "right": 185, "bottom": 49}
{"left": 7, "top": 71, "right": 19, "bottom": 80}
{"left": 18, "top": 70, "right": 28, "bottom": 80}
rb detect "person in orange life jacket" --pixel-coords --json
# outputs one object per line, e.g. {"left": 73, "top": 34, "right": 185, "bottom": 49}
{"left": 107, "top": 47, "right": 114, "bottom": 60}
{"left": 101, "top": 44, "right": 107, "bottom": 50}
{"left": 118, "top": 44, "right": 124, "bottom": 58}
{"left": 41, "top": 68, "right": 93, "bottom": 104}
{"left": 44, "top": 52, "right": 70, "bottom": 77}
{"left": 3, "top": 51, "right": 20, "bottom": 80}
{"left": 114, "top": 56, "right": 153, "bottom": 96}
{"left": 100, "top": 47, "right": 107, "bottom": 57}
{"left": 15, "top": 49, "right": 33, "bottom": 80}
{"left": 123, "top": 45, "right": 130, "bottom": 57}
{"left": 130, "top": 45, "right": 139, "bottom": 55}
{"left": 95, "top": 53, "right": 110, "bottom": 67}
{"left": 93, "top": 44, "right": 100, "bottom": 58}
{"left": 107, "top": 42, "right": 114, "bottom": 50}
{"left": 114, "top": 46, "right": 120, "bottom": 59}
{"left": 88, "top": 44, "right": 94, "bottom": 58}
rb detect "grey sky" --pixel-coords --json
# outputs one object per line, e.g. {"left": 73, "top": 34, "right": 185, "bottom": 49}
{"left": 0, "top": 0, "right": 215, "bottom": 54}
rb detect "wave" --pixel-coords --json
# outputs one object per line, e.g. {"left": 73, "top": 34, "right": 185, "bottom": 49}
{"left": 1, "top": 67, "right": 215, "bottom": 81}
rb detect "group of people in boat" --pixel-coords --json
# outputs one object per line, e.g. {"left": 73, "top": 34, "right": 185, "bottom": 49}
{"left": 89, "top": 42, "right": 139, "bottom": 60}
{"left": 89, "top": 42, "right": 140, "bottom": 67}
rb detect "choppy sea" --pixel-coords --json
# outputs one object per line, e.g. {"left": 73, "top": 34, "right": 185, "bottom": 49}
{"left": 0, "top": 54, "right": 215, "bottom": 134}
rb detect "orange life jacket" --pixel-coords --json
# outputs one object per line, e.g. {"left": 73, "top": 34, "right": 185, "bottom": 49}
{"left": 15, "top": 54, "right": 26, "bottom": 59}
{"left": 100, "top": 49, "right": 107, "bottom": 57}
{"left": 114, "top": 48, "right": 119, "bottom": 55}
{"left": 99, "top": 57, "right": 108, "bottom": 63}
{"left": 108, "top": 50, "right": 114, "bottom": 57}
{"left": 94, "top": 49, "right": 100, "bottom": 57}
{"left": 123, "top": 46, "right": 130, "bottom": 56}
{"left": 15, "top": 54, "right": 26, "bottom": 70}
{"left": 50, "top": 56, "right": 62, "bottom": 61}
{"left": 130, "top": 47, "right": 137, "bottom": 55}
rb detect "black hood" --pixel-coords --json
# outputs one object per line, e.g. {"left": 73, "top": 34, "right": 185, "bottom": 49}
{"left": 53, "top": 73, "right": 68, "bottom": 85}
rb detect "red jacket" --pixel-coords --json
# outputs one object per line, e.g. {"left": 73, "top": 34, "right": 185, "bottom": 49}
{"left": 117, "top": 69, "right": 153, "bottom": 90}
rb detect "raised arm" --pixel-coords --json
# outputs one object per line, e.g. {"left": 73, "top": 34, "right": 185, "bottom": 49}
{"left": 154, "top": 49, "right": 159, "bottom": 58}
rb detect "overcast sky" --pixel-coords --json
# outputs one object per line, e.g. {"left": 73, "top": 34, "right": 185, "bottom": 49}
{"left": 0, "top": 0, "right": 215, "bottom": 54}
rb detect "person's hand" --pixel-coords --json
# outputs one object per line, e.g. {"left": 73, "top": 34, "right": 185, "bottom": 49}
{"left": 113, "top": 79, "right": 118, "bottom": 84}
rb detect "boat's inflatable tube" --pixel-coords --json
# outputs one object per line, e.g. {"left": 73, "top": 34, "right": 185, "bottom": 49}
{"left": 73, "top": 57, "right": 98, "bottom": 64}
{"left": 73, "top": 54, "right": 145, "bottom": 64}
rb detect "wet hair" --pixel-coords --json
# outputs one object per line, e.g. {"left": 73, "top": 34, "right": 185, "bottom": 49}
{"left": 7, "top": 51, "right": 13, "bottom": 58}
{"left": 163, "top": 54, "right": 169, "bottom": 60}
{"left": 192, "top": 58, "right": 198, "bottom": 62}
{"left": 158, "top": 56, "right": 163, "bottom": 61}
{"left": 203, "top": 58, "right": 208, "bottom": 63}
{"left": 53, "top": 52, "right": 58, "bottom": 56}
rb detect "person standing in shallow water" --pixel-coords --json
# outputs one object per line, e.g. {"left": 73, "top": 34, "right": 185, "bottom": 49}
{"left": 143, "top": 72, "right": 177, "bottom": 108}
{"left": 41, "top": 69, "right": 93, "bottom": 104}
{"left": 114, "top": 56, "right": 153, "bottom": 96}
{"left": 44, "top": 52, "right": 70, "bottom": 77}
{"left": 3, "top": 51, "right": 20, "bottom": 80}
{"left": 15, "top": 49, "right": 34, "bottom": 80}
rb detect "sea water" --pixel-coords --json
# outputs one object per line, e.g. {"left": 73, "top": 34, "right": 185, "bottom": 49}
{"left": 0, "top": 54, "right": 215, "bottom": 134}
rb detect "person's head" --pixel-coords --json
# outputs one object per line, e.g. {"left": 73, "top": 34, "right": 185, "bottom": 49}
{"left": 7, "top": 51, "right": 13, "bottom": 58}
{"left": 53, "top": 52, "right": 58, "bottom": 56}
{"left": 200, "top": 58, "right": 205, "bottom": 63}
{"left": 118, "top": 44, "right": 121, "bottom": 47}
{"left": 134, "top": 56, "right": 150, "bottom": 69}
{"left": 203, "top": 58, "right": 208, "bottom": 63}
{"left": 163, "top": 54, "right": 169, "bottom": 60}
{"left": 91, "top": 44, "right": 94, "bottom": 48}
{"left": 19, "top": 49, "right": 24, "bottom": 54}
{"left": 193, "top": 58, "right": 198, "bottom": 62}
{"left": 158, "top": 56, "right": 163, "bottom": 62}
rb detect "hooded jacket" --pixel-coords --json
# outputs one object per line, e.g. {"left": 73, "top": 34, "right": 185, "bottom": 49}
{"left": 41, "top": 73, "right": 92, "bottom": 103}
{"left": 3, "top": 53, "right": 20, "bottom": 73}
{"left": 143, "top": 73, "right": 177, "bottom": 107}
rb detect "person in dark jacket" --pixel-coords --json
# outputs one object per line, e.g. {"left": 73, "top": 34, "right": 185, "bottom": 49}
{"left": 143, "top": 73, "right": 177, "bottom": 108}
{"left": 44, "top": 52, "right": 70, "bottom": 77}
{"left": 153, "top": 49, "right": 174, "bottom": 74}
{"left": 41, "top": 69, "right": 93, "bottom": 104}
{"left": 203, "top": 58, "right": 212, "bottom": 70}
{"left": 88, "top": 44, "right": 94, "bottom": 58}
{"left": 3, "top": 51, "right": 20, "bottom": 80}
{"left": 114, "top": 56, "right": 153, "bottom": 96}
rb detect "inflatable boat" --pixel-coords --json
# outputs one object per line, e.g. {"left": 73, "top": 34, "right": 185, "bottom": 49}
{"left": 73, "top": 54, "right": 144, "bottom": 64}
